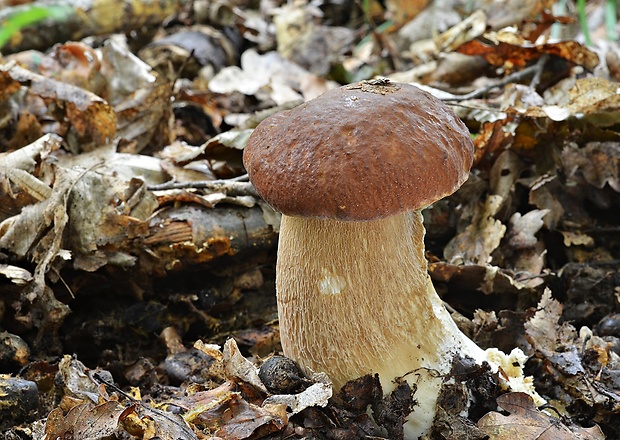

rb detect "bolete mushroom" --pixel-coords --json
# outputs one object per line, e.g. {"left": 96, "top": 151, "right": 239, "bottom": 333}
{"left": 243, "top": 79, "right": 538, "bottom": 438}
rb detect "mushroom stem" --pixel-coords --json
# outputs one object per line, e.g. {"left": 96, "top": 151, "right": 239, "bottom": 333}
{"left": 276, "top": 210, "right": 485, "bottom": 437}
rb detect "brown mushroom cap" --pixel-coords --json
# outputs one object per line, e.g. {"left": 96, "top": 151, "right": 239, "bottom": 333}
{"left": 243, "top": 80, "right": 474, "bottom": 221}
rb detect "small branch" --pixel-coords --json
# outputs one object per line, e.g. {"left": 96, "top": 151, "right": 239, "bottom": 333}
{"left": 529, "top": 54, "right": 549, "bottom": 89}
{"left": 147, "top": 175, "right": 259, "bottom": 198}
{"left": 92, "top": 372, "right": 137, "bottom": 402}
{"left": 443, "top": 54, "right": 549, "bottom": 102}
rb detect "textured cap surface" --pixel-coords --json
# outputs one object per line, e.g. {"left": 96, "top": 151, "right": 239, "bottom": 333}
{"left": 243, "top": 80, "right": 474, "bottom": 221}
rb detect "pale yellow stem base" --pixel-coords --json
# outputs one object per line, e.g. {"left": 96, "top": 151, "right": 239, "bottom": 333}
{"left": 276, "top": 211, "right": 485, "bottom": 438}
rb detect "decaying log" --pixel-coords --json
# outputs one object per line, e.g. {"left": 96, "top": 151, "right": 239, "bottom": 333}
{"left": 0, "top": 135, "right": 277, "bottom": 293}
{"left": 137, "top": 203, "right": 279, "bottom": 276}
{"left": 0, "top": 0, "right": 187, "bottom": 54}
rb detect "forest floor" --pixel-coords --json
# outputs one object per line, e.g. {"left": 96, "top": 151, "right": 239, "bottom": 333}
{"left": 0, "top": 0, "right": 619, "bottom": 439}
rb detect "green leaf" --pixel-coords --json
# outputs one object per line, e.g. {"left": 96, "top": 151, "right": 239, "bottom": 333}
{"left": 0, "top": 5, "right": 73, "bottom": 50}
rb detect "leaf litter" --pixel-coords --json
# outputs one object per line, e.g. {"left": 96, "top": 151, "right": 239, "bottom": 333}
{"left": 1, "top": 0, "right": 620, "bottom": 438}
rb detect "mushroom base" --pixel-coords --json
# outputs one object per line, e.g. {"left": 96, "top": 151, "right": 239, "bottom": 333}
{"left": 276, "top": 211, "right": 487, "bottom": 438}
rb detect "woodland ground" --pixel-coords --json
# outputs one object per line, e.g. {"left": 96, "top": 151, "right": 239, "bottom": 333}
{"left": 0, "top": 0, "right": 619, "bottom": 439}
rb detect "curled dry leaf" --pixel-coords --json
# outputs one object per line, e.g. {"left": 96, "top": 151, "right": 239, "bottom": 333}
{"left": 100, "top": 39, "right": 157, "bottom": 105}
{"left": 56, "top": 355, "right": 109, "bottom": 403}
{"left": 209, "top": 49, "right": 333, "bottom": 104}
{"left": 477, "top": 392, "right": 605, "bottom": 439}
{"left": 66, "top": 171, "right": 157, "bottom": 271}
{"left": 0, "top": 135, "right": 61, "bottom": 219}
{"left": 524, "top": 289, "right": 577, "bottom": 357}
{"left": 506, "top": 77, "right": 620, "bottom": 125}
{"left": 457, "top": 37, "right": 599, "bottom": 72}
{"left": 435, "top": 9, "right": 488, "bottom": 53}
{"left": 139, "top": 25, "right": 237, "bottom": 79}
{"left": 528, "top": 174, "right": 565, "bottom": 230}
{"left": 444, "top": 194, "right": 507, "bottom": 265}
{"left": 194, "top": 340, "right": 224, "bottom": 361}
{"left": 0, "top": 64, "right": 116, "bottom": 145}
{"left": 135, "top": 405, "right": 198, "bottom": 440}
{"left": 157, "top": 130, "right": 252, "bottom": 181}
{"left": 0, "top": 264, "right": 32, "bottom": 285}
{"left": 502, "top": 209, "right": 548, "bottom": 287}
{"left": 189, "top": 391, "right": 287, "bottom": 439}
{"left": 263, "top": 380, "right": 332, "bottom": 416}
{"left": 115, "top": 81, "right": 174, "bottom": 154}
{"left": 273, "top": 2, "right": 354, "bottom": 76}
{"left": 0, "top": 178, "right": 61, "bottom": 258}
{"left": 0, "top": 133, "right": 62, "bottom": 171}
{"left": 507, "top": 210, "right": 548, "bottom": 250}
{"left": 223, "top": 338, "right": 267, "bottom": 394}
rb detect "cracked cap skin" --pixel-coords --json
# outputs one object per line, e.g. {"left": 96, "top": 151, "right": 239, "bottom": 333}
{"left": 243, "top": 80, "right": 474, "bottom": 221}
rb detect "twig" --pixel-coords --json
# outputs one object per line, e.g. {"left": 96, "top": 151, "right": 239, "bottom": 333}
{"left": 147, "top": 175, "right": 258, "bottom": 198}
{"left": 443, "top": 54, "right": 549, "bottom": 102}
{"left": 529, "top": 54, "right": 549, "bottom": 89}
{"left": 51, "top": 266, "right": 74, "bottom": 299}
{"left": 512, "top": 271, "right": 550, "bottom": 282}
{"left": 92, "top": 372, "right": 137, "bottom": 402}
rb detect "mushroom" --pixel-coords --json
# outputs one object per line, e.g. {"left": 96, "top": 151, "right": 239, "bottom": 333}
{"left": 243, "top": 79, "right": 538, "bottom": 438}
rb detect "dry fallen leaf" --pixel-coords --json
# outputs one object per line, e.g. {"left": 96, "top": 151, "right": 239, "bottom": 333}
{"left": 524, "top": 289, "right": 577, "bottom": 357}
{"left": 272, "top": 3, "right": 354, "bottom": 76}
{"left": 561, "top": 142, "right": 620, "bottom": 192}
{"left": 44, "top": 401, "right": 124, "bottom": 440}
{"left": 223, "top": 338, "right": 267, "bottom": 393}
{"left": 505, "top": 77, "right": 620, "bottom": 126}
{"left": 457, "top": 38, "right": 599, "bottom": 72}
{"left": 208, "top": 49, "right": 332, "bottom": 103}
{"left": 385, "top": 0, "right": 430, "bottom": 28}
{"left": 444, "top": 194, "right": 506, "bottom": 265}
{"left": 478, "top": 392, "right": 605, "bottom": 439}
{"left": 1, "top": 0, "right": 620, "bottom": 438}
{"left": 187, "top": 391, "right": 287, "bottom": 439}
{"left": 263, "top": 380, "right": 332, "bottom": 416}
{"left": 0, "top": 64, "right": 117, "bottom": 146}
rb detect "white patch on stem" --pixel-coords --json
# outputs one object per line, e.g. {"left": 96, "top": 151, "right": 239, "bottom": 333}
{"left": 317, "top": 271, "right": 347, "bottom": 295}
